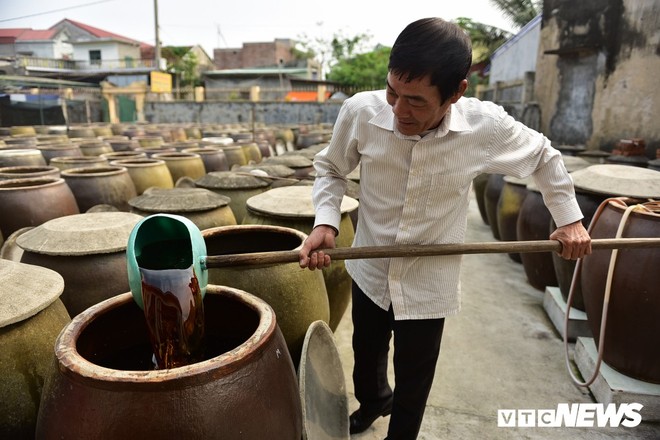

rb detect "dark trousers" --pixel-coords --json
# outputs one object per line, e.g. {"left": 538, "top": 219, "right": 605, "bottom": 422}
{"left": 352, "top": 281, "right": 446, "bottom": 440}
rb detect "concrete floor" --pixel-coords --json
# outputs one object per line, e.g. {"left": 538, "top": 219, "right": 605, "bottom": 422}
{"left": 332, "top": 193, "right": 660, "bottom": 440}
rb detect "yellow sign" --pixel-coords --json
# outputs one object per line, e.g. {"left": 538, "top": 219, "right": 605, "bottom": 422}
{"left": 150, "top": 71, "right": 172, "bottom": 93}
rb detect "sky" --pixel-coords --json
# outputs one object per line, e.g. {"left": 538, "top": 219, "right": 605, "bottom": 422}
{"left": 1, "top": 0, "right": 519, "bottom": 57}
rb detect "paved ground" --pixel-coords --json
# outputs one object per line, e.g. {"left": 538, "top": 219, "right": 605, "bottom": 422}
{"left": 332, "top": 192, "right": 660, "bottom": 440}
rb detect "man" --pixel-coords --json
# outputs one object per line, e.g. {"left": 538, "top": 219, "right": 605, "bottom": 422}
{"left": 299, "top": 17, "right": 592, "bottom": 439}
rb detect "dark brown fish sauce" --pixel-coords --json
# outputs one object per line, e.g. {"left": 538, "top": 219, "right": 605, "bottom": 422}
{"left": 138, "top": 238, "right": 206, "bottom": 369}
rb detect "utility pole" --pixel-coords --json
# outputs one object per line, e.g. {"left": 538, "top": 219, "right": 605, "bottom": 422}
{"left": 154, "top": 0, "right": 161, "bottom": 69}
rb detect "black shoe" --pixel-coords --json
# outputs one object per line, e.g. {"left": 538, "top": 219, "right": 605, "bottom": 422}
{"left": 349, "top": 398, "right": 393, "bottom": 434}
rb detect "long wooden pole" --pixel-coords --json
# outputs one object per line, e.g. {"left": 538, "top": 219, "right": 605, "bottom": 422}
{"left": 204, "top": 237, "right": 660, "bottom": 268}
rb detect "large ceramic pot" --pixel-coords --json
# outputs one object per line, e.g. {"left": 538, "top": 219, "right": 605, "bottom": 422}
{"left": 516, "top": 183, "right": 558, "bottom": 291}
{"left": 235, "top": 141, "right": 263, "bottom": 164}
{"left": 182, "top": 147, "right": 229, "bottom": 172}
{"left": 263, "top": 155, "right": 314, "bottom": 178}
{"left": 202, "top": 224, "right": 329, "bottom": 367}
{"left": 152, "top": 152, "right": 206, "bottom": 183}
{"left": 496, "top": 176, "right": 531, "bottom": 263}
{"left": 218, "top": 145, "right": 248, "bottom": 169}
{"left": 0, "top": 165, "right": 60, "bottom": 180}
{"left": 109, "top": 158, "right": 174, "bottom": 195}
{"left": 61, "top": 166, "right": 137, "bottom": 212}
{"left": 557, "top": 164, "right": 660, "bottom": 310}
{"left": 50, "top": 156, "right": 108, "bottom": 171}
{"left": 195, "top": 171, "right": 271, "bottom": 224}
{"left": 0, "top": 260, "right": 70, "bottom": 440}
{"left": 0, "top": 177, "right": 79, "bottom": 237}
{"left": 36, "top": 286, "right": 302, "bottom": 439}
{"left": 581, "top": 198, "right": 660, "bottom": 383}
{"left": 129, "top": 187, "right": 237, "bottom": 230}
{"left": 472, "top": 173, "right": 490, "bottom": 225}
{"left": 484, "top": 174, "right": 505, "bottom": 240}
{"left": 0, "top": 149, "right": 46, "bottom": 168}
{"left": 243, "top": 185, "right": 359, "bottom": 332}
{"left": 100, "top": 151, "right": 147, "bottom": 162}
{"left": 37, "top": 144, "right": 83, "bottom": 163}
{"left": 17, "top": 212, "right": 142, "bottom": 318}
{"left": 78, "top": 141, "right": 113, "bottom": 157}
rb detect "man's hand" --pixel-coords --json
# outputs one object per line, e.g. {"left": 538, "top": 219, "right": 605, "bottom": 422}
{"left": 550, "top": 220, "right": 592, "bottom": 260}
{"left": 299, "top": 225, "right": 337, "bottom": 270}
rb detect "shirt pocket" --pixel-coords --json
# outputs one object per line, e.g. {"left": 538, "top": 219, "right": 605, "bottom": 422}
{"left": 425, "top": 173, "right": 474, "bottom": 213}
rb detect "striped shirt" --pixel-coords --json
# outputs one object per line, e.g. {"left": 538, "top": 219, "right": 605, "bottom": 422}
{"left": 312, "top": 90, "right": 583, "bottom": 320}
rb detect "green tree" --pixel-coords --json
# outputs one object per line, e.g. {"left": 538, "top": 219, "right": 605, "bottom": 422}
{"left": 327, "top": 45, "right": 390, "bottom": 90}
{"left": 163, "top": 46, "right": 201, "bottom": 87}
{"left": 453, "top": 17, "right": 512, "bottom": 64}
{"left": 488, "top": 0, "right": 542, "bottom": 29}
{"left": 295, "top": 26, "right": 372, "bottom": 78}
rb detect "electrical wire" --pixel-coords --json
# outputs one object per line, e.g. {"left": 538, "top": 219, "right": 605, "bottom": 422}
{"left": 0, "top": 0, "right": 117, "bottom": 23}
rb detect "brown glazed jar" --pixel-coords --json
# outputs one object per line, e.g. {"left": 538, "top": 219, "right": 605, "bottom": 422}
{"left": 109, "top": 158, "right": 174, "bottom": 195}
{"left": 581, "top": 198, "right": 660, "bottom": 383}
{"left": 61, "top": 166, "right": 137, "bottom": 212}
{"left": 17, "top": 212, "right": 143, "bottom": 318}
{"left": 0, "top": 177, "right": 79, "bottom": 237}
{"left": 0, "top": 165, "right": 60, "bottom": 180}
{"left": 36, "top": 287, "right": 302, "bottom": 439}
{"left": 0, "top": 260, "right": 70, "bottom": 439}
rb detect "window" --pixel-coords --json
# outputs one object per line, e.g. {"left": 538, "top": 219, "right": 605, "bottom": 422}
{"left": 89, "top": 50, "right": 101, "bottom": 65}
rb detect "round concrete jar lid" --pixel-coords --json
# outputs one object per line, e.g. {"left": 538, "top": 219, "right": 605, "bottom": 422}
{"left": 562, "top": 155, "right": 591, "bottom": 172}
{"left": 238, "top": 164, "right": 296, "bottom": 178}
{"left": 129, "top": 187, "right": 231, "bottom": 212}
{"left": 570, "top": 164, "right": 660, "bottom": 198}
{"left": 0, "top": 259, "right": 64, "bottom": 327}
{"left": 264, "top": 155, "right": 313, "bottom": 168}
{"left": 16, "top": 212, "right": 143, "bottom": 256}
{"left": 195, "top": 171, "right": 271, "bottom": 190}
{"left": 246, "top": 185, "right": 358, "bottom": 218}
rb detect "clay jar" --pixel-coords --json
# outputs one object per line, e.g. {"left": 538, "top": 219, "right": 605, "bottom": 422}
{"left": 0, "top": 260, "right": 70, "bottom": 440}
{"left": 17, "top": 212, "right": 143, "bottom": 318}
{"left": 37, "top": 144, "right": 83, "bottom": 163}
{"left": 151, "top": 152, "right": 206, "bottom": 183}
{"left": 496, "top": 176, "right": 532, "bottom": 263}
{"left": 78, "top": 141, "right": 113, "bottom": 157}
{"left": 50, "top": 156, "right": 108, "bottom": 171}
{"left": 516, "top": 182, "right": 558, "bottom": 291}
{"left": 484, "top": 174, "right": 505, "bottom": 240}
{"left": 581, "top": 198, "right": 660, "bottom": 383}
{"left": 129, "top": 187, "right": 237, "bottom": 230}
{"left": 0, "top": 177, "right": 80, "bottom": 237}
{"left": 472, "top": 173, "right": 490, "bottom": 225}
{"left": 0, "top": 165, "right": 60, "bottom": 180}
{"left": 109, "top": 158, "right": 174, "bottom": 195}
{"left": 195, "top": 171, "right": 271, "bottom": 223}
{"left": 235, "top": 141, "right": 263, "bottom": 164}
{"left": 182, "top": 147, "right": 230, "bottom": 172}
{"left": 61, "top": 166, "right": 137, "bottom": 212}
{"left": 0, "top": 149, "right": 46, "bottom": 167}
{"left": 263, "top": 154, "right": 314, "bottom": 178}
{"left": 243, "top": 185, "right": 359, "bottom": 332}
{"left": 202, "top": 224, "right": 329, "bottom": 366}
{"left": 36, "top": 287, "right": 302, "bottom": 439}
{"left": 218, "top": 145, "right": 248, "bottom": 169}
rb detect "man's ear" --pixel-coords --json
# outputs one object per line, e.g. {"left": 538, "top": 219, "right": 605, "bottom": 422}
{"left": 451, "top": 79, "right": 468, "bottom": 103}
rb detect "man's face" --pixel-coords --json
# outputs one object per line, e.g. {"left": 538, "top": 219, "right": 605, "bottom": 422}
{"left": 385, "top": 72, "right": 453, "bottom": 136}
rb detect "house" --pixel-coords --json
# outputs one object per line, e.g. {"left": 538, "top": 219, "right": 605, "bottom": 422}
{"left": 0, "top": 18, "right": 157, "bottom": 83}
{"left": 214, "top": 39, "right": 297, "bottom": 70}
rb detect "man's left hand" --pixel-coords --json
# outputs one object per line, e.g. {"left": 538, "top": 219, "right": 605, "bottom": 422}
{"left": 549, "top": 220, "right": 592, "bottom": 260}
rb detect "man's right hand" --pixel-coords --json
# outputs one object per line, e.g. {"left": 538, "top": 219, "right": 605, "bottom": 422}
{"left": 299, "top": 225, "right": 337, "bottom": 270}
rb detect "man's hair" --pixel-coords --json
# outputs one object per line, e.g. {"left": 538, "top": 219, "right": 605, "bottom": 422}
{"left": 388, "top": 18, "right": 472, "bottom": 103}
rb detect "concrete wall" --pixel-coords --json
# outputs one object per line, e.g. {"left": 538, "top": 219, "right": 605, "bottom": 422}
{"left": 489, "top": 15, "right": 542, "bottom": 84}
{"left": 214, "top": 39, "right": 295, "bottom": 69}
{"left": 143, "top": 100, "right": 342, "bottom": 126}
{"left": 15, "top": 41, "right": 56, "bottom": 58}
{"left": 535, "top": 0, "right": 660, "bottom": 155}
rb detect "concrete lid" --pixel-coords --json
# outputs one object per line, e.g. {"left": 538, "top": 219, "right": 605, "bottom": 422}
{"left": 16, "top": 212, "right": 143, "bottom": 255}
{"left": 129, "top": 187, "right": 230, "bottom": 212}
{"left": 570, "top": 164, "right": 660, "bottom": 198}
{"left": 238, "top": 164, "right": 296, "bottom": 178}
{"left": 195, "top": 171, "right": 271, "bottom": 190}
{"left": 562, "top": 155, "right": 591, "bottom": 173}
{"left": 264, "top": 155, "right": 313, "bottom": 168}
{"left": 246, "top": 185, "right": 358, "bottom": 218}
{"left": 0, "top": 259, "right": 64, "bottom": 328}
{"left": 298, "top": 320, "right": 350, "bottom": 440}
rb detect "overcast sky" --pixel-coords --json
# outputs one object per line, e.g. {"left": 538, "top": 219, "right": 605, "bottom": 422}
{"left": 1, "top": 0, "right": 519, "bottom": 56}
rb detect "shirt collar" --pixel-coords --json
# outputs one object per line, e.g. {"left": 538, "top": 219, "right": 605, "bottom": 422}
{"left": 369, "top": 99, "right": 474, "bottom": 139}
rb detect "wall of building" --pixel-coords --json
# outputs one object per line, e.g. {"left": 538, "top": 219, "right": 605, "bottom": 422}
{"left": 489, "top": 15, "right": 542, "bottom": 84}
{"left": 144, "top": 100, "right": 342, "bottom": 126}
{"left": 535, "top": 0, "right": 660, "bottom": 154}
{"left": 214, "top": 39, "right": 295, "bottom": 69}
{"left": 14, "top": 41, "right": 56, "bottom": 58}
{"left": 73, "top": 42, "right": 120, "bottom": 62}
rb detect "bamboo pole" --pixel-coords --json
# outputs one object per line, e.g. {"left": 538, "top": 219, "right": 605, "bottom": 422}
{"left": 204, "top": 237, "right": 660, "bottom": 268}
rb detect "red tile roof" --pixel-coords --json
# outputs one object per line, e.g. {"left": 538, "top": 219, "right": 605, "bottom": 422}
{"left": 50, "top": 18, "right": 153, "bottom": 48}
{"left": 16, "top": 29, "right": 57, "bottom": 40}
